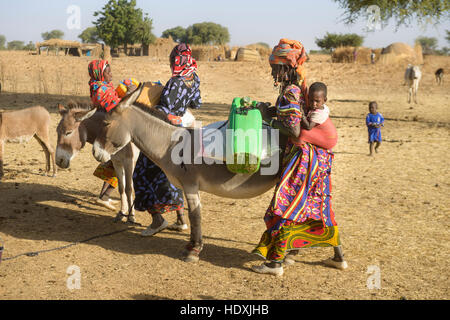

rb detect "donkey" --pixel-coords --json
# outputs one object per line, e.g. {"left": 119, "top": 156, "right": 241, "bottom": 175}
{"left": 56, "top": 102, "right": 140, "bottom": 223}
{"left": 91, "top": 87, "right": 286, "bottom": 263}
{"left": 0, "top": 106, "right": 56, "bottom": 179}
{"left": 435, "top": 68, "right": 444, "bottom": 85}
{"left": 404, "top": 64, "right": 422, "bottom": 104}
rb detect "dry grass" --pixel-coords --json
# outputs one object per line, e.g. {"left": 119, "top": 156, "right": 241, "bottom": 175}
{"left": 0, "top": 51, "right": 449, "bottom": 300}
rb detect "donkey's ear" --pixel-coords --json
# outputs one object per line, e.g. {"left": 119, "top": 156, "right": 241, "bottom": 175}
{"left": 58, "top": 104, "right": 67, "bottom": 115}
{"left": 74, "top": 108, "right": 97, "bottom": 122}
{"left": 119, "top": 82, "right": 144, "bottom": 109}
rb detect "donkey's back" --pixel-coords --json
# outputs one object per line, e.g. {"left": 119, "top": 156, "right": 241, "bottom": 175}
{"left": 0, "top": 106, "right": 56, "bottom": 178}
{"left": 1, "top": 106, "right": 51, "bottom": 141}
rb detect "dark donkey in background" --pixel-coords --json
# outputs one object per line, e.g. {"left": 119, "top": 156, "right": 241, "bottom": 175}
{"left": 0, "top": 106, "right": 56, "bottom": 179}
{"left": 55, "top": 101, "right": 140, "bottom": 223}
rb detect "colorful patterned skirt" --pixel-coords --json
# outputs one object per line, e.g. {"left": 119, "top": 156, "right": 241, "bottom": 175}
{"left": 132, "top": 152, "right": 184, "bottom": 214}
{"left": 252, "top": 142, "right": 340, "bottom": 262}
{"left": 93, "top": 160, "right": 118, "bottom": 188}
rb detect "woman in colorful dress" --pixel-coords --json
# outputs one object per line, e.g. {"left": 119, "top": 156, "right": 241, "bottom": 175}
{"left": 133, "top": 43, "right": 202, "bottom": 237}
{"left": 88, "top": 60, "right": 136, "bottom": 211}
{"left": 252, "top": 39, "right": 347, "bottom": 276}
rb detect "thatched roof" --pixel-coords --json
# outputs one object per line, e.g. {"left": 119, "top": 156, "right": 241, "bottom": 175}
{"left": 37, "top": 39, "right": 81, "bottom": 48}
{"left": 379, "top": 42, "right": 423, "bottom": 65}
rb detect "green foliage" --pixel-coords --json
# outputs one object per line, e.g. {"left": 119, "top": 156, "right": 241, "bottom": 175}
{"left": 162, "top": 22, "right": 230, "bottom": 45}
{"left": 137, "top": 14, "right": 157, "bottom": 45}
{"left": 334, "top": 0, "right": 450, "bottom": 27}
{"left": 315, "top": 33, "right": 364, "bottom": 50}
{"left": 23, "top": 41, "right": 36, "bottom": 51}
{"left": 184, "top": 22, "right": 230, "bottom": 45}
{"left": 7, "top": 41, "right": 25, "bottom": 50}
{"left": 78, "top": 27, "right": 100, "bottom": 43}
{"left": 93, "top": 0, "right": 156, "bottom": 49}
{"left": 415, "top": 36, "right": 438, "bottom": 54}
{"left": 41, "top": 30, "right": 64, "bottom": 40}
{"left": 309, "top": 49, "right": 332, "bottom": 55}
{"left": 161, "top": 26, "right": 187, "bottom": 42}
{"left": 0, "top": 35, "right": 6, "bottom": 49}
{"left": 446, "top": 30, "right": 450, "bottom": 44}
{"left": 435, "top": 47, "right": 449, "bottom": 56}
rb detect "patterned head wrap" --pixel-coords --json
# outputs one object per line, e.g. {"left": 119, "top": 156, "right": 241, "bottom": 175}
{"left": 88, "top": 60, "right": 120, "bottom": 112}
{"left": 269, "top": 39, "right": 308, "bottom": 102}
{"left": 170, "top": 43, "right": 198, "bottom": 78}
{"left": 88, "top": 60, "right": 109, "bottom": 82}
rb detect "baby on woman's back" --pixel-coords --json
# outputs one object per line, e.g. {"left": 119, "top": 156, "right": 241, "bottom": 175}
{"left": 300, "top": 82, "right": 338, "bottom": 150}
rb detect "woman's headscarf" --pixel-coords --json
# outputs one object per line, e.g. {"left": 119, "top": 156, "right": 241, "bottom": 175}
{"left": 269, "top": 39, "right": 308, "bottom": 103}
{"left": 169, "top": 43, "right": 198, "bottom": 78}
{"left": 88, "top": 60, "right": 120, "bottom": 112}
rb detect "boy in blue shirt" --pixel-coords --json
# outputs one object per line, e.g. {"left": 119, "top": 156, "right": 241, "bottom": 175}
{"left": 366, "top": 101, "right": 384, "bottom": 156}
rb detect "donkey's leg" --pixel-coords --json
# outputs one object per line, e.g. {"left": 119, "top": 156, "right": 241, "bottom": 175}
{"left": 34, "top": 135, "right": 51, "bottom": 175}
{"left": 123, "top": 156, "right": 137, "bottom": 224}
{"left": 35, "top": 132, "right": 56, "bottom": 177}
{"left": 0, "top": 140, "right": 4, "bottom": 179}
{"left": 111, "top": 158, "right": 128, "bottom": 223}
{"left": 184, "top": 190, "right": 203, "bottom": 263}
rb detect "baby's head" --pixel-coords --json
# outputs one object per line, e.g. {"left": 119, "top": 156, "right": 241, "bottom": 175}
{"left": 308, "top": 82, "right": 327, "bottom": 110}
{"left": 369, "top": 101, "right": 378, "bottom": 115}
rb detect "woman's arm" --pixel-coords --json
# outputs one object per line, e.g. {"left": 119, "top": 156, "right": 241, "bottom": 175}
{"left": 301, "top": 116, "right": 317, "bottom": 130}
{"left": 258, "top": 102, "right": 301, "bottom": 138}
{"left": 271, "top": 119, "right": 300, "bottom": 138}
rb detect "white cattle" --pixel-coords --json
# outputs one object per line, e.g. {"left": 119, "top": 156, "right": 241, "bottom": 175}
{"left": 404, "top": 64, "right": 422, "bottom": 104}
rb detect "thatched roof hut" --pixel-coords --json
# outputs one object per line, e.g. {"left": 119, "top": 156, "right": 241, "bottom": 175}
{"left": 37, "top": 39, "right": 83, "bottom": 56}
{"left": 379, "top": 42, "right": 423, "bottom": 65}
{"left": 235, "top": 48, "right": 261, "bottom": 62}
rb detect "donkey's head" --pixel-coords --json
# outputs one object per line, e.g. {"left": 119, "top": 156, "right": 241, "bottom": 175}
{"left": 56, "top": 102, "right": 96, "bottom": 168}
{"left": 92, "top": 86, "right": 142, "bottom": 163}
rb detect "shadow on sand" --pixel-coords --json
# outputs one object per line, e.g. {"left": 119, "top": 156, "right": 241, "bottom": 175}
{"left": 0, "top": 181, "right": 257, "bottom": 270}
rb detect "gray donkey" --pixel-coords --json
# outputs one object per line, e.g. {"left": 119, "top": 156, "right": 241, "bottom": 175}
{"left": 91, "top": 86, "right": 286, "bottom": 263}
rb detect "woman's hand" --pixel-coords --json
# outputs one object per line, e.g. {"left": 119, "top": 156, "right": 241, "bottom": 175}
{"left": 257, "top": 102, "right": 273, "bottom": 122}
{"left": 126, "top": 84, "right": 137, "bottom": 93}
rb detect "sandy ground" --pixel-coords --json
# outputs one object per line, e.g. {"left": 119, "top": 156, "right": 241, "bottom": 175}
{"left": 0, "top": 51, "right": 449, "bottom": 300}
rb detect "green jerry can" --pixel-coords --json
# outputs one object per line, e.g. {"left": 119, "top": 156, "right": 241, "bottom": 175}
{"left": 227, "top": 97, "right": 263, "bottom": 174}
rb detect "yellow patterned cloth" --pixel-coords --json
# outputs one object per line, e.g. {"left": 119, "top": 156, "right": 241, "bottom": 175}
{"left": 252, "top": 219, "right": 340, "bottom": 262}
{"left": 93, "top": 161, "right": 118, "bottom": 188}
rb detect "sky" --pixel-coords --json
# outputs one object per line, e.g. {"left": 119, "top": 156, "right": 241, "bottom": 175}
{"left": 0, "top": 0, "right": 449, "bottom": 51}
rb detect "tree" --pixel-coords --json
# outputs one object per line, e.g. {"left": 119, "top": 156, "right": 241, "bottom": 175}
{"left": 161, "top": 26, "right": 187, "bottom": 43}
{"left": 7, "top": 41, "right": 25, "bottom": 50}
{"left": 184, "top": 22, "right": 230, "bottom": 45}
{"left": 41, "top": 30, "right": 64, "bottom": 40}
{"left": 316, "top": 33, "right": 364, "bottom": 51}
{"left": 446, "top": 30, "right": 450, "bottom": 44}
{"left": 415, "top": 36, "right": 438, "bottom": 54}
{"left": 0, "top": 35, "right": 6, "bottom": 50}
{"left": 78, "top": 27, "right": 100, "bottom": 43}
{"left": 23, "top": 41, "right": 36, "bottom": 51}
{"left": 136, "top": 14, "right": 156, "bottom": 46}
{"left": 334, "top": 0, "right": 450, "bottom": 27}
{"left": 93, "top": 0, "right": 156, "bottom": 52}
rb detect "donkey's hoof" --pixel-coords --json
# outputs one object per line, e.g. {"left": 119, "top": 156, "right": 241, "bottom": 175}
{"left": 184, "top": 253, "right": 199, "bottom": 263}
{"left": 114, "top": 212, "right": 127, "bottom": 223}
{"left": 127, "top": 216, "right": 142, "bottom": 226}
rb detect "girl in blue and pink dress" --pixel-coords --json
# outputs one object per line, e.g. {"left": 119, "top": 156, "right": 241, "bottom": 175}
{"left": 366, "top": 101, "right": 384, "bottom": 156}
